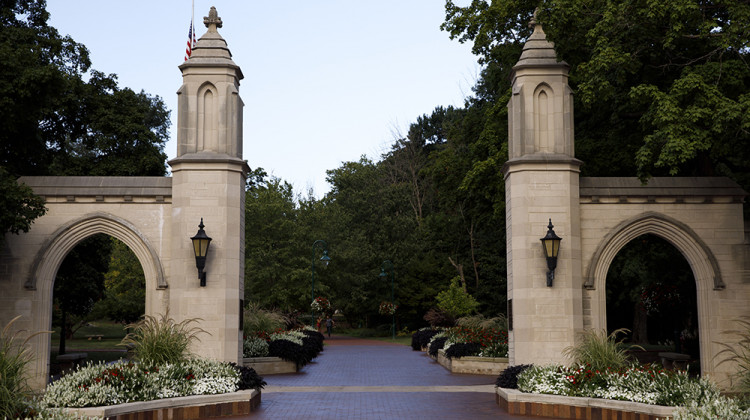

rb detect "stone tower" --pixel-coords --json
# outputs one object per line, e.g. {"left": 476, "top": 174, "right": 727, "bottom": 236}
{"left": 504, "top": 16, "right": 583, "bottom": 365}
{"left": 168, "top": 7, "right": 248, "bottom": 362}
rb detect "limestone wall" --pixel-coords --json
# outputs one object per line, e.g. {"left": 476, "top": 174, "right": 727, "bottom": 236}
{"left": 579, "top": 177, "right": 749, "bottom": 385}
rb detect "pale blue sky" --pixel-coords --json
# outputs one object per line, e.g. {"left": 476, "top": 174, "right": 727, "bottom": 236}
{"left": 47, "top": 1, "right": 478, "bottom": 196}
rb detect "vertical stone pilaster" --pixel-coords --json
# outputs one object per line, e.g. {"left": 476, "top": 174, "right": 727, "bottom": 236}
{"left": 504, "top": 18, "right": 583, "bottom": 366}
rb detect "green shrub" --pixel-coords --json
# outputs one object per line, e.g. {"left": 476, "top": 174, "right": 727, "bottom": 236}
{"left": 120, "top": 312, "right": 206, "bottom": 366}
{"left": 562, "top": 328, "right": 637, "bottom": 372}
{"left": 243, "top": 337, "right": 269, "bottom": 358}
{"left": 0, "top": 315, "right": 49, "bottom": 419}
{"left": 436, "top": 277, "right": 479, "bottom": 319}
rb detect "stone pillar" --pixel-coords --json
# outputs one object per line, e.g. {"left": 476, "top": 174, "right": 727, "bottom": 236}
{"left": 168, "top": 7, "right": 247, "bottom": 363}
{"left": 504, "top": 17, "right": 583, "bottom": 365}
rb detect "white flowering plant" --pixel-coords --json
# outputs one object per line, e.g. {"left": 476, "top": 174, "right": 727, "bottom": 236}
{"left": 243, "top": 336, "right": 269, "bottom": 358}
{"left": 517, "top": 363, "right": 750, "bottom": 417}
{"left": 42, "top": 359, "right": 239, "bottom": 408}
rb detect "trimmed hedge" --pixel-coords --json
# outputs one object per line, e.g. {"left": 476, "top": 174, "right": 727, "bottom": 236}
{"left": 229, "top": 362, "right": 267, "bottom": 391}
{"left": 428, "top": 336, "right": 448, "bottom": 358}
{"left": 495, "top": 364, "right": 533, "bottom": 389}
{"left": 267, "top": 329, "right": 325, "bottom": 368}
{"left": 444, "top": 342, "right": 482, "bottom": 359}
{"left": 411, "top": 329, "right": 440, "bottom": 351}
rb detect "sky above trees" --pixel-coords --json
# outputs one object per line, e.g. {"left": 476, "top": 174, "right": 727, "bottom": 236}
{"left": 46, "top": 0, "right": 478, "bottom": 197}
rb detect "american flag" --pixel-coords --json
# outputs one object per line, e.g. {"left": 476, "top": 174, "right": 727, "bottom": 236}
{"left": 184, "top": 20, "right": 196, "bottom": 61}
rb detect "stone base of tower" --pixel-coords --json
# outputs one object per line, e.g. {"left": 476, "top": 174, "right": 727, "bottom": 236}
{"left": 168, "top": 153, "right": 248, "bottom": 364}
{"left": 505, "top": 157, "right": 583, "bottom": 366}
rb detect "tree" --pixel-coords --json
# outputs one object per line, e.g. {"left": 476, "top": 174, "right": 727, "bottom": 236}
{"left": 244, "top": 172, "right": 307, "bottom": 310}
{"left": 53, "top": 234, "right": 110, "bottom": 354}
{"left": 0, "top": 168, "right": 46, "bottom": 240}
{"left": 0, "top": 0, "right": 169, "bottom": 235}
{"left": 92, "top": 238, "right": 146, "bottom": 325}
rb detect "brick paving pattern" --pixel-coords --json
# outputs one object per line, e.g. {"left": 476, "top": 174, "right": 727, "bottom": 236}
{"left": 236, "top": 335, "right": 535, "bottom": 419}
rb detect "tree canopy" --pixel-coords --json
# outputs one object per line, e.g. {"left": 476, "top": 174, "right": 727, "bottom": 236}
{"left": 0, "top": 0, "right": 170, "bottom": 239}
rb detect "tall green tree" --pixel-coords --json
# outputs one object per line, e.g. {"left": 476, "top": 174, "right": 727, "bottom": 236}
{"left": 244, "top": 172, "right": 308, "bottom": 310}
{"left": 91, "top": 237, "right": 146, "bottom": 325}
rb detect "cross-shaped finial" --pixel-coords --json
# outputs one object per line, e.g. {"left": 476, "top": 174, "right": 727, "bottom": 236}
{"left": 204, "top": 6, "right": 223, "bottom": 31}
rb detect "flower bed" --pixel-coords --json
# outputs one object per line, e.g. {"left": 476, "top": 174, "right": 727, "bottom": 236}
{"left": 244, "top": 327, "right": 325, "bottom": 370}
{"left": 419, "top": 326, "right": 508, "bottom": 359}
{"left": 496, "top": 363, "right": 750, "bottom": 420}
{"left": 43, "top": 359, "right": 265, "bottom": 408}
{"left": 496, "top": 387, "right": 675, "bottom": 420}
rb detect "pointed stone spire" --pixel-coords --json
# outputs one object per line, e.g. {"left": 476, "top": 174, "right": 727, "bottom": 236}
{"left": 181, "top": 6, "right": 241, "bottom": 72}
{"left": 174, "top": 6, "right": 245, "bottom": 159}
{"left": 514, "top": 8, "right": 567, "bottom": 70}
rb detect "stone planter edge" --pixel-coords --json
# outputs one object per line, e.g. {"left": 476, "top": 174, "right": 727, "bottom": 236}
{"left": 496, "top": 387, "right": 677, "bottom": 419}
{"left": 64, "top": 390, "right": 260, "bottom": 419}
{"left": 243, "top": 356, "right": 298, "bottom": 374}
{"left": 436, "top": 348, "right": 509, "bottom": 375}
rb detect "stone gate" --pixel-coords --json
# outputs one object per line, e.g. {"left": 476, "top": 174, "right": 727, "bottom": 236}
{"left": 504, "top": 19, "right": 749, "bottom": 385}
{"left": 0, "top": 7, "right": 247, "bottom": 389}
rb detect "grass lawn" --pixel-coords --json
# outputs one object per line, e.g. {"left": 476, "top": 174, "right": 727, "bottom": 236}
{"left": 51, "top": 319, "right": 128, "bottom": 351}
{"left": 337, "top": 327, "right": 412, "bottom": 346}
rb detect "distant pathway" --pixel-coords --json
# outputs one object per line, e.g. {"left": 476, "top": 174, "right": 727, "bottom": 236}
{"left": 238, "top": 335, "right": 533, "bottom": 420}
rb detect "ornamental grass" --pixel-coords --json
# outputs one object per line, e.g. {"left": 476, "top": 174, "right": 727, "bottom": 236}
{"left": 120, "top": 312, "right": 206, "bottom": 367}
{"left": 0, "top": 316, "right": 50, "bottom": 419}
{"left": 562, "top": 328, "right": 637, "bottom": 372}
{"left": 243, "top": 302, "right": 287, "bottom": 337}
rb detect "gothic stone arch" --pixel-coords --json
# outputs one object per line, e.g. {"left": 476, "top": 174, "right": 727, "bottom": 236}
{"left": 579, "top": 177, "right": 748, "bottom": 382}
{"left": 0, "top": 177, "right": 172, "bottom": 389}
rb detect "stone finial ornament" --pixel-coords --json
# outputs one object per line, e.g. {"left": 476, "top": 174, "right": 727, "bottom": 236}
{"left": 204, "top": 6, "right": 223, "bottom": 31}
{"left": 529, "top": 7, "right": 539, "bottom": 29}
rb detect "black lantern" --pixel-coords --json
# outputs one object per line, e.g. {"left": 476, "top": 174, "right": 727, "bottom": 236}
{"left": 540, "top": 218, "right": 562, "bottom": 287}
{"left": 191, "top": 218, "right": 212, "bottom": 287}
{"left": 320, "top": 250, "right": 331, "bottom": 267}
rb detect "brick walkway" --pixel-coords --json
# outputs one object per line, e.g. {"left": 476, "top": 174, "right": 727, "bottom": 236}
{"left": 237, "top": 335, "right": 534, "bottom": 419}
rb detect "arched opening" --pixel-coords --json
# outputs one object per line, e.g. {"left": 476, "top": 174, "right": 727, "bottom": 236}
{"left": 605, "top": 234, "right": 699, "bottom": 372}
{"left": 585, "top": 211, "right": 723, "bottom": 377}
{"left": 50, "top": 233, "right": 146, "bottom": 380}
{"left": 25, "top": 213, "right": 166, "bottom": 387}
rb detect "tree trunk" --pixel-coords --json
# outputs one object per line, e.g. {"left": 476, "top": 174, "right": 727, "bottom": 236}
{"left": 631, "top": 301, "right": 648, "bottom": 345}
{"left": 58, "top": 306, "right": 67, "bottom": 355}
{"left": 448, "top": 256, "right": 467, "bottom": 292}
